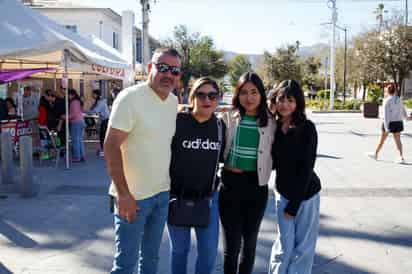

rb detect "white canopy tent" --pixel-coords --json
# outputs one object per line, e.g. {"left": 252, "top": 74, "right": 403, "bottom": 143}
{"left": 0, "top": 0, "right": 134, "bottom": 168}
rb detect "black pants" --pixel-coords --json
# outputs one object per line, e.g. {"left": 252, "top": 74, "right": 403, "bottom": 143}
{"left": 99, "top": 119, "right": 109, "bottom": 150}
{"left": 218, "top": 170, "right": 268, "bottom": 274}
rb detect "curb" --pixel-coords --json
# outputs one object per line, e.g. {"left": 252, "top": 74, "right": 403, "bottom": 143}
{"left": 310, "top": 110, "right": 362, "bottom": 114}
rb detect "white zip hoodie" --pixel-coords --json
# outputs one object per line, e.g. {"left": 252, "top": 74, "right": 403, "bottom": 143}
{"left": 383, "top": 95, "right": 407, "bottom": 131}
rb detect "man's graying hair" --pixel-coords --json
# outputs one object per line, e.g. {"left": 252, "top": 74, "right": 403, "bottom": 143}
{"left": 151, "top": 47, "right": 182, "bottom": 63}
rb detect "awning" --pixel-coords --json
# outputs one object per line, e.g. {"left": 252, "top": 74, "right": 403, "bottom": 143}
{"left": 0, "top": 68, "right": 54, "bottom": 83}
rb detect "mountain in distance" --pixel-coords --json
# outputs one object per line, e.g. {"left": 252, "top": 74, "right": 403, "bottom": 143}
{"left": 222, "top": 43, "right": 329, "bottom": 69}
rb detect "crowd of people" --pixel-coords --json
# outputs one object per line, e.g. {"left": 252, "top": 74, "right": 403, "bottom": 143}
{"left": 0, "top": 85, "right": 110, "bottom": 162}
{"left": 104, "top": 47, "right": 326, "bottom": 274}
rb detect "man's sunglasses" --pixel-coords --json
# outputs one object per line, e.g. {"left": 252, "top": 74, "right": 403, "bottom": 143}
{"left": 195, "top": 91, "right": 219, "bottom": 101}
{"left": 153, "top": 63, "right": 181, "bottom": 76}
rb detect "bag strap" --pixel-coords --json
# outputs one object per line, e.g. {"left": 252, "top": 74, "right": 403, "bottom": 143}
{"left": 209, "top": 117, "right": 223, "bottom": 194}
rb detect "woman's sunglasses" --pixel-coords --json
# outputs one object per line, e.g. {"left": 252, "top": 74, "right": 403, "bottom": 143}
{"left": 195, "top": 91, "right": 219, "bottom": 101}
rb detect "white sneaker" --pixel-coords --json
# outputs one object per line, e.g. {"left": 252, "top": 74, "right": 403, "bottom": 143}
{"left": 395, "top": 157, "right": 405, "bottom": 164}
{"left": 367, "top": 152, "right": 377, "bottom": 160}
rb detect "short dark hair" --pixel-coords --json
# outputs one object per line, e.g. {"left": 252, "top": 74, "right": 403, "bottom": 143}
{"left": 151, "top": 47, "right": 182, "bottom": 63}
{"left": 188, "top": 77, "right": 220, "bottom": 107}
{"left": 232, "top": 72, "right": 268, "bottom": 127}
{"left": 273, "top": 79, "right": 306, "bottom": 126}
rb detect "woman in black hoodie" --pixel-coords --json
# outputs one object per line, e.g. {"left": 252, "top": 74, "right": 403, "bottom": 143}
{"left": 168, "top": 77, "right": 225, "bottom": 274}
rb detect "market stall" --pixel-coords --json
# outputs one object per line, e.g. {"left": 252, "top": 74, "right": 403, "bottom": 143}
{"left": 0, "top": 0, "right": 133, "bottom": 168}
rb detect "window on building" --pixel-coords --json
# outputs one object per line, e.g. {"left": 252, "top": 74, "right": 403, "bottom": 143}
{"left": 64, "top": 25, "right": 77, "bottom": 33}
{"left": 113, "top": 32, "right": 119, "bottom": 49}
{"left": 136, "top": 37, "right": 142, "bottom": 63}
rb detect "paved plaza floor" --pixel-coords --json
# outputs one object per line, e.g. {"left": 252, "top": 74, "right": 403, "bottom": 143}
{"left": 0, "top": 112, "right": 411, "bottom": 274}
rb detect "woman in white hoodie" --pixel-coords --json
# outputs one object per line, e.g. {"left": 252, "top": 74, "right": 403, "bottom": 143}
{"left": 370, "top": 84, "right": 411, "bottom": 163}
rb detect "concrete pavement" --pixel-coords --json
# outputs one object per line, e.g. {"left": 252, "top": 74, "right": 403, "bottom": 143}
{"left": 1, "top": 112, "right": 411, "bottom": 274}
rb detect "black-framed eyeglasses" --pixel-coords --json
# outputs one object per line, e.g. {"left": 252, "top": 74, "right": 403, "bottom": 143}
{"left": 153, "top": 63, "right": 181, "bottom": 76}
{"left": 195, "top": 91, "right": 219, "bottom": 101}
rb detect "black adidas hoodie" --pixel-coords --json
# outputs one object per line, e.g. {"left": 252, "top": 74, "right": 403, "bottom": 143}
{"left": 169, "top": 112, "right": 226, "bottom": 198}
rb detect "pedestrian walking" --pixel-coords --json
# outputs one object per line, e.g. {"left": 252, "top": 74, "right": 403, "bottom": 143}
{"left": 219, "top": 72, "right": 276, "bottom": 274}
{"left": 269, "top": 79, "right": 321, "bottom": 274}
{"left": 369, "top": 84, "right": 412, "bottom": 164}
{"left": 105, "top": 47, "right": 182, "bottom": 274}
{"left": 167, "top": 77, "right": 226, "bottom": 274}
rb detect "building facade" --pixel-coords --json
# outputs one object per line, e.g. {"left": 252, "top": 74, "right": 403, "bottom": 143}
{"left": 22, "top": 0, "right": 159, "bottom": 66}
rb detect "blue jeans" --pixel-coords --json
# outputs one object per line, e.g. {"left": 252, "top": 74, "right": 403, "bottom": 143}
{"left": 269, "top": 193, "right": 320, "bottom": 274}
{"left": 111, "top": 191, "right": 169, "bottom": 274}
{"left": 167, "top": 192, "right": 219, "bottom": 274}
{"left": 69, "top": 120, "right": 85, "bottom": 160}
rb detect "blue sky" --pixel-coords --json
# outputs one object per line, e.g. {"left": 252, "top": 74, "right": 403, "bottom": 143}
{"left": 74, "top": 0, "right": 407, "bottom": 54}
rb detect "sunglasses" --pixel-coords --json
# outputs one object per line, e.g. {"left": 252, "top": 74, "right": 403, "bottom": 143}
{"left": 153, "top": 63, "right": 181, "bottom": 76}
{"left": 195, "top": 91, "right": 219, "bottom": 101}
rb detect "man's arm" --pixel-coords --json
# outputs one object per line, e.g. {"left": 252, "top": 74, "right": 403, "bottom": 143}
{"left": 104, "top": 127, "right": 138, "bottom": 223}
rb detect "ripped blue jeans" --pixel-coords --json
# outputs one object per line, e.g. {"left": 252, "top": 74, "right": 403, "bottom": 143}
{"left": 269, "top": 193, "right": 320, "bottom": 274}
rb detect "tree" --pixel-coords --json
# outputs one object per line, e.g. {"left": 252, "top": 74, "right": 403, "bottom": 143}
{"left": 162, "top": 25, "right": 227, "bottom": 94}
{"left": 260, "top": 41, "right": 302, "bottom": 89}
{"left": 375, "top": 23, "right": 412, "bottom": 95}
{"left": 352, "top": 30, "right": 384, "bottom": 100}
{"left": 228, "top": 55, "right": 252, "bottom": 87}
{"left": 302, "top": 56, "right": 322, "bottom": 92}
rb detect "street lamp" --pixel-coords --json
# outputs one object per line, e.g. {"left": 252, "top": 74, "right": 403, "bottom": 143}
{"left": 139, "top": 0, "right": 156, "bottom": 68}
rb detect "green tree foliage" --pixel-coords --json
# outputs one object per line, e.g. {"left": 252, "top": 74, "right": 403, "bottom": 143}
{"left": 162, "top": 25, "right": 227, "bottom": 93}
{"left": 302, "top": 56, "right": 323, "bottom": 91}
{"left": 261, "top": 42, "right": 302, "bottom": 89}
{"left": 228, "top": 55, "right": 252, "bottom": 87}
{"left": 375, "top": 24, "right": 412, "bottom": 95}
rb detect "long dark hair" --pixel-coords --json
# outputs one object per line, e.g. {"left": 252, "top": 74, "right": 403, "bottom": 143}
{"left": 68, "top": 89, "right": 83, "bottom": 106}
{"left": 273, "top": 79, "right": 306, "bottom": 126}
{"left": 232, "top": 72, "right": 268, "bottom": 127}
{"left": 91, "top": 89, "right": 102, "bottom": 110}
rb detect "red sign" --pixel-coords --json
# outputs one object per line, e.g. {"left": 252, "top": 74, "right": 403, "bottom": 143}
{"left": 0, "top": 119, "right": 36, "bottom": 142}
{"left": 91, "top": 64, "right": 125, "bottom": 78}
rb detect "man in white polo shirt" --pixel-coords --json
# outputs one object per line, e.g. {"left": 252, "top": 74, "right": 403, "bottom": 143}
{"left": 104, "top": 48, "right": 182, "bottom": 274}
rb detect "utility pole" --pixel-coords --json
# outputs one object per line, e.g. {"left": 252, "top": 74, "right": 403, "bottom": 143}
{"left": 335, "top": 25, "right": 347, "bottom": 103}
{"left": 327, "top": 0, "right": 337, "bottom": 110}
{"left": 406, "top": 0, "right": 409, "bottom": 25}
{"left": 324, "top": 55, "right": 328, "bottom": 91}
{"left": 140, "top": 0, "right": 152, "bottom": 69}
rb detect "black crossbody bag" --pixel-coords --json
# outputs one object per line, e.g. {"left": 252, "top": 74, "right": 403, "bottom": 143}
{"left": 167, "top": 118, "right": 222, "bottom": 228}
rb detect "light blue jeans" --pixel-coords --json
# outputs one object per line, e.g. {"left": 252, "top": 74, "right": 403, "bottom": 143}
{"left": 69, "top": 120, "right": 85, "bottom": 160}
{"left": 167, "top": 192, "right": 219, "bottom": 274}
{"left": 110, "top": 191, "right": 169, "bottom": 274}
{"left": 269, "top": 193, "right": 320, "bottom": 274}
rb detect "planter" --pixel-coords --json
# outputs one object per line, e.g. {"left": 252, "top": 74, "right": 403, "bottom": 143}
{"left": 363, "top": 102, "right": 379, "bottom": 118}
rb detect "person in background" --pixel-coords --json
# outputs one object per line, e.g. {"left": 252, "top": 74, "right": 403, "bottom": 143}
{"left": 168, "top": 77, "right": 225, "bottom": 274}
{"left": 369, "top": 84, "right": 412, "bottom": 164}
{"left": 267, "top": 89, "right": 277, "bottom": 115}
{"left": 52, "top": 89, "right": 67, "bottom": 147}
{"left": 269, "top": 80, "right": 321, "bottom": 274}
{"left": 67, "top": 89, "right": 85, "bottom": 163}
{"left": 5, "top": 98, "right": 18, "bottom": 119}
{"left": 219, "top": 72, "right": 276, "bottom": 274}
{"left": 0, "top": 98, "right": 7, "bottom": 121}
{"left": 21, "top": 86, "right": 39, "bottom": 120}
{"left": 38, "top": 94, "right": 50, "bottom": 127}
{"left": 87, "top": 89, "right": 110, "bottom": 157}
